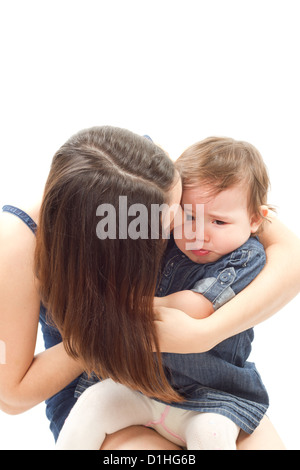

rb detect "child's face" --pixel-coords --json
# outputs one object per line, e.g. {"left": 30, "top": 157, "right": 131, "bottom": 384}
{"left": 174, "top": 183, "right": 261, "bottom": 264}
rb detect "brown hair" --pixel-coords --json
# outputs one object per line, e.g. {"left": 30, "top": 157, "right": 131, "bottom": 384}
{"left": 176, "top": 136, "right": 273, "bottom": 223}
{"left": 35, "top": 126, "right": 182, "bottom": 403}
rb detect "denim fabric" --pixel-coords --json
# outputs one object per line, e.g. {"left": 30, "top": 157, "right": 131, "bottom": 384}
{"left": 3, "top": 205, "right": 269, "bottom": 435}
{"left": 75, "top": 237, "right": 269, "bottom": 433}
{"left": 39, "top": 305, "right": 81, "bottom": 441}
{"left": 157, "top": 236, "right": 266, "bottom": 310}
{"left": 153, "top": 235, "right": 269, "bottom": 432}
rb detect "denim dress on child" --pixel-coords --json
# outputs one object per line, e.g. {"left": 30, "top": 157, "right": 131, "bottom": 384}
{"left": 2, "top": 205, "right": 269, "bottom": 439}
{"left": 75, "top": 234, "right": 269, "bottom": 435}
{"left": 154, "top": 235, "right": 269, "bottom": 434}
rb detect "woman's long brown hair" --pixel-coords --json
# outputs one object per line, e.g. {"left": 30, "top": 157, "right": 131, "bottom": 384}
{"left": 35, "top": 126, "right": 182, "bottom": 403}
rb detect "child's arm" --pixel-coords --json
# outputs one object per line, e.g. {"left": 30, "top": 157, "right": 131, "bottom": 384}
{"left": 154, "top": 291, "right": 214, "bottom": 319}
{"left": 155, "top": 215, "right": 300, "bottom": 354}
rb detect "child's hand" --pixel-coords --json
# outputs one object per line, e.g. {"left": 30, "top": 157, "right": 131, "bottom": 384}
{"left": 154, "top": 306, "right": 212, "bottom": 354}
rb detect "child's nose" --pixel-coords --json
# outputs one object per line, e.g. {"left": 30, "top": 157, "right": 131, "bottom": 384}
{"left": 204, "top": 230, "right": 210, "bottom": 242}
{"left": 199, "top": 224, "right": 210, "bottom": 242}
{"left": 195, "top": 230, "right": 210, "bottom": 245}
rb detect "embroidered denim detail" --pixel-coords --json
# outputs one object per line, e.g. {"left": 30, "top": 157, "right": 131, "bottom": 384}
{"left": 230, "top": 248, "right": 251, "bottom": 265}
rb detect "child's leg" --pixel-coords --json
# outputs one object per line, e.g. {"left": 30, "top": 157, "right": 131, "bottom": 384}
{"left": 56, "top": 378, "right": 153, "bottom": 450}
{"left": 184, "top": 412, "right": 240, "bottom": 450}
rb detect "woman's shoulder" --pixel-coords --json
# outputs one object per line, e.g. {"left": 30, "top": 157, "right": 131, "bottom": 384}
{"left": 0, "top": 203, "right": 40, "bottom": 267}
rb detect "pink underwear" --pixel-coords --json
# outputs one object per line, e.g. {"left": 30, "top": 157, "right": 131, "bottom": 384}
{"left": 145, "top": 405, "right": 186, "bottom": 445}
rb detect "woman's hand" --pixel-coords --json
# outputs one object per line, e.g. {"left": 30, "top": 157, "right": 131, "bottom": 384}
{"left": 154, "top": 306, "right": 212, "bottom": 354}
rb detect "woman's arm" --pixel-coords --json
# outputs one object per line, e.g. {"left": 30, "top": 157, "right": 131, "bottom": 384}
{"left": 156, "top": 216, "right": 300, "bottom": 353}
{"left": 207, "top": 215, "right": 300, "bottom": 347}
{"left": 0, "top": 212, "right": 83, "bottom": 414}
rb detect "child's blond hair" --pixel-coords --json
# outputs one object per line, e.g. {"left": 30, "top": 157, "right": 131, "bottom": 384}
{"left": 176, "top": 137, "right": 273, "bottom": 226}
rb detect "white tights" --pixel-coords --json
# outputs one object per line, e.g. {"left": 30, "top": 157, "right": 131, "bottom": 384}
{"left": 56, "top": 379, "right": 240, "bottom": 450}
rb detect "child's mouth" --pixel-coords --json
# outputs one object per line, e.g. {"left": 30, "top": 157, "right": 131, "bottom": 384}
{"left": 191, "top": 249, "right": 210, "bottom": 257}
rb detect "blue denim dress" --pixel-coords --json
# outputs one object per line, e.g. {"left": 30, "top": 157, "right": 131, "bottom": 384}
{"left": 3, "top": 205, "right": 269, "bottom": 438}
{"left": 154, "top": 235, "right": 269, "bottom": 434}
{"left": 73, "top": 235, "right": 269, "bottom": 435}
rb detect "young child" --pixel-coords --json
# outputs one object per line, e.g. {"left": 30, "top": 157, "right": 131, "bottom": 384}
{"left": 56, "top": 137, "right": 271, "bottom": 450}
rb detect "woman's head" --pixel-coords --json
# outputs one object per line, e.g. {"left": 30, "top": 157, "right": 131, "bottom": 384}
{"left": 35, "top": 126, "right": 182, "bottom": 402}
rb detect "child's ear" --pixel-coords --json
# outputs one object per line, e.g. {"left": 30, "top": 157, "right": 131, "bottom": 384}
{"left": 250, "top": 206, "right": 268, "bottom": 233}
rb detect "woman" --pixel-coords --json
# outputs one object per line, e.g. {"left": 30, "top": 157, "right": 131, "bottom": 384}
{"left": 0, "top": 126, "right": 182, "bottom": 430}
{"left": 0, "top": 126, "right": 299, "bottom": 449}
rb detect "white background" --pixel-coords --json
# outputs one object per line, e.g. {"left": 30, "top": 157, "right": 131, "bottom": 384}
{"left": 0, "top": 0, "right": 299, "bottom": 450}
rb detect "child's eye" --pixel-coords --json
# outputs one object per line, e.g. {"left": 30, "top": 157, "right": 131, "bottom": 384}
{"left": 185, "top": 213, "right": 195, "bottom": 221}
{"left": 213, "top": 219, "right": 226, "bottom": 226}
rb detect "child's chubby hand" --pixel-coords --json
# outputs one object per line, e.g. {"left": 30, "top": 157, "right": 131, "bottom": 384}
{"left": 153, "top": 304, "right": 212, "bottom": 354}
